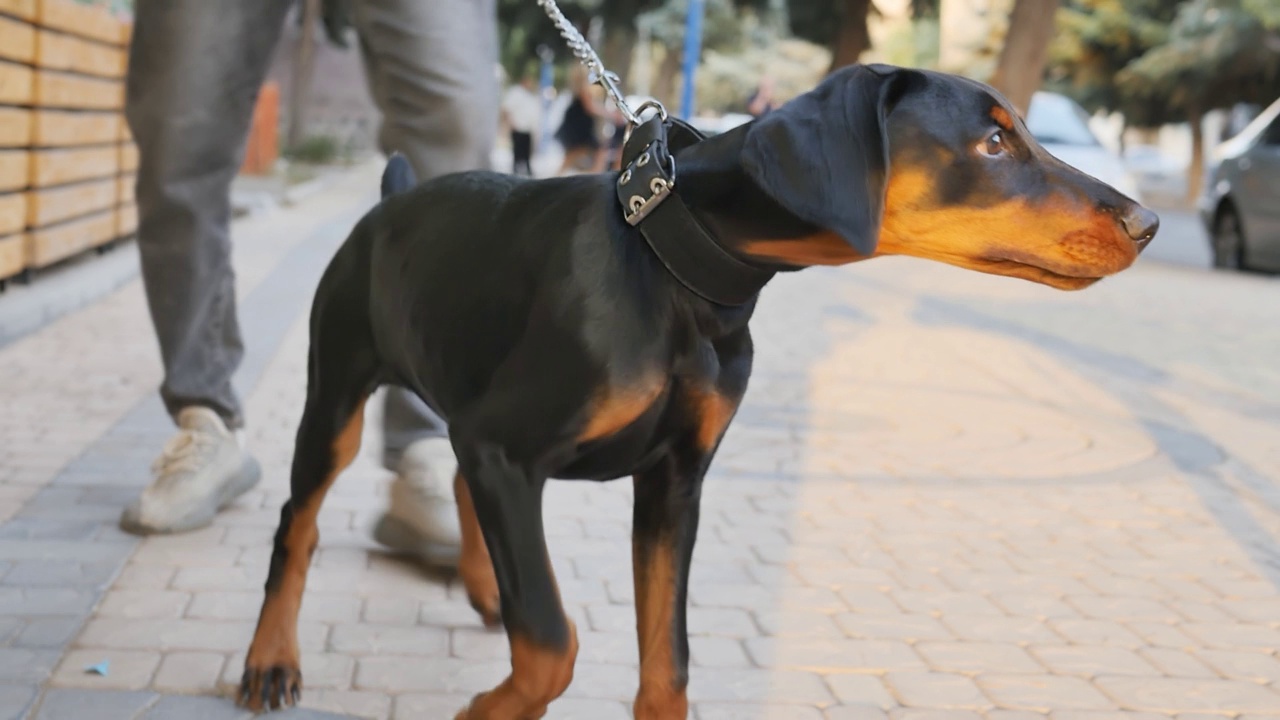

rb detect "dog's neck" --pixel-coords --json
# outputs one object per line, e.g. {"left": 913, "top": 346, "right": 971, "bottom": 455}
{"left": 673, "top": 123, "right": 869, "bottom": 270}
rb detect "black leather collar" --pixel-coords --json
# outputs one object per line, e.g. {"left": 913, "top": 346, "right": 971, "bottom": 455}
{"left": 615, "top": 116, "right": 774, "bottom": 307}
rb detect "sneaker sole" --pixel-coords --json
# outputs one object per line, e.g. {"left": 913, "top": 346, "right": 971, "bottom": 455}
{"left": 372, "top": 514, "right": 462, "bottom": 569}
{"left": 119, "top": 455, "right": 262, "bottom": 536}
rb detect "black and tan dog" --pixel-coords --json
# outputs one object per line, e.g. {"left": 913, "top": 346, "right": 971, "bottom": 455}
{"left": 238, "top": 64, "right": 1157, "bottom": 718}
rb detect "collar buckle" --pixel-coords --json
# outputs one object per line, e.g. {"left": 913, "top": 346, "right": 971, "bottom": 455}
{"left": 619, "top": 140, "right": 676, "bottom": 226}
{"left": 614, "top": 116, "right": 775, "bottom": 306}
{"left": 624, "top": 177, "right": 673, "bottom": 226}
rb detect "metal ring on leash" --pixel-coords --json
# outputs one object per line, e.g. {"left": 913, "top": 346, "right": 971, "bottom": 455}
{"left": 633, "top": 100, "right": 668, "bottom": 122}
{"left": 622, "top": 99, "right": 670, "bottom": 147}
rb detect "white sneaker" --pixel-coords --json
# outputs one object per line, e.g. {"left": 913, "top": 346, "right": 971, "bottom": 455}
{"left": 372, "top": 437, "right": 461, "bottom": 568}
{"left": 120, "top": 407, "right": 261, "bottom": 535}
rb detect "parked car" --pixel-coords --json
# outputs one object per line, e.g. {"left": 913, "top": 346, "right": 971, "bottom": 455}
{"left": 1198, "top": 96, "right": 1280, "bottom": 271}
{"left": 1123, "top": 144, "right": 1188, "bottom": 201}
{"left": 1024, "top": 91, "right": 1144, "bottom": 204}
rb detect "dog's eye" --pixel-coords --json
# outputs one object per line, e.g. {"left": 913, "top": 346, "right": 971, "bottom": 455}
{"left": 978, "top": 131, "right": 1006, "bottom": 157}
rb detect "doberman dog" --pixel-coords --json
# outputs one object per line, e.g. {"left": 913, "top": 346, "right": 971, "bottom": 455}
{"left": 238, "top": 64, "right": 1157, "bottom": 718}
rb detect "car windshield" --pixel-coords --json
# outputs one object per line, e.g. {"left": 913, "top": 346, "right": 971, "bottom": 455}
{"left": 1025, "top": 93, "right": 1102, "bottom": 147}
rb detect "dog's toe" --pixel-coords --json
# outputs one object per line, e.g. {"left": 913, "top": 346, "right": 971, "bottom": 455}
{"left": 238, "top": 665, "right": 302, "bottom": 712}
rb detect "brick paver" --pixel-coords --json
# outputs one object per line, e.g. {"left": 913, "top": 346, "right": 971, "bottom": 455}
{"left": 2, "top": 161, "right": 1279, "bottom": 718}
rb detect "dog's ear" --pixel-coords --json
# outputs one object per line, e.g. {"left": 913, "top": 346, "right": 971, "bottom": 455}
{"left": 741, "top": 65, "right": 916, "bottom": 256}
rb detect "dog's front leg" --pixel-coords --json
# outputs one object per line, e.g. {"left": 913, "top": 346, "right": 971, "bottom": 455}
{"left": 452, "top": 440, "right": 577, "bottom": 720}
{"left": 631, "top": 385, "right": 741, "bottom": 720}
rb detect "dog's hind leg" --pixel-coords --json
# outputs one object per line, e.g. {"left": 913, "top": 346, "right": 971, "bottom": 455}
{"left": 455, "top": 470, "right": 501, "bottom": 628}
{"left": 239, "top": 243, "right": 381, "bottom": 711}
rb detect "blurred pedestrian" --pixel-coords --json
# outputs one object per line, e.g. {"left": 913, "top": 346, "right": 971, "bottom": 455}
{"left": 555, "top": 64, "right": 608, "bottom": 174}
{"left": 502, "top": 67, "right": 541, "bottom": 176}
{"left": 746, "top": 75, "right": 777, "bottom": 117}
{"left": 120, "top": 0, "right": 498, "bottom": 570}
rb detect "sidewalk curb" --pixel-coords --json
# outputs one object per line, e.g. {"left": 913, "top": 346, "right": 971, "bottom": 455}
{"left": 0, "top": 242, "right": 141, "bottom": 350}
{"left": 0, "top": 161, "right": 382, "bottom": 351}
{"left": 284, "top": 159, "right": 381, "bottom": 208}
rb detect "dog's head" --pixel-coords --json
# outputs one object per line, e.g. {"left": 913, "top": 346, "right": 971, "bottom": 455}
{"left": 740, "top": 64, "right": 1158, "bottom": 290}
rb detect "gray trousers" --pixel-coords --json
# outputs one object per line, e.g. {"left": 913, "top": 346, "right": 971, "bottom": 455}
{"left": 125, "top": 0, "right": 498, "bottom": 469}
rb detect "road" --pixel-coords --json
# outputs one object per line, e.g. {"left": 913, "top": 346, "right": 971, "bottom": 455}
{"left": 1144, "top": 208, "right": 1215, "bottom": 270}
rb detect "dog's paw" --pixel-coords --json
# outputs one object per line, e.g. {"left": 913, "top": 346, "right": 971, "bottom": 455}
{"left": 238, "top": 664, "right": 302, "bottom": 712}
{"left": 453, "top": 692, "right": 497, "bottom": 720}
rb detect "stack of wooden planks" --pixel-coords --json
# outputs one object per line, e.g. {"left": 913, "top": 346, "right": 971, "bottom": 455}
{"left": 0, "top": 0, "right": 135, "bottom": 283}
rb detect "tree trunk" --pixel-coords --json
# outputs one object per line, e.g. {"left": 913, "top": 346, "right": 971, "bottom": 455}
{"left": 989, "top": 0, "right": 1059, "bottom": 114}
{"left": 828, "top": 0, "right": 873, "bottom": 74}
{"left": 1187, "top": 109, "right": 1204, "bottom": 206}
{"left": 287, "top": 0, "right": 320, "bottom": 149}
{"left": 652, "top": 46, "right": 683, "bottom": 109}
{"left": 602, "top": 24, "right": 638, "bottom": 95}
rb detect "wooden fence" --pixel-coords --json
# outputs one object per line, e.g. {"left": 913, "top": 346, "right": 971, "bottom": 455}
{"left": 0, "top": 0, "right": 135, "bottom": 283}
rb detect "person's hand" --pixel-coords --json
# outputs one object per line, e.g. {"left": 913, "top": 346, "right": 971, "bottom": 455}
{"left": 321, "top": 0, "right": 353, "bottom": 49}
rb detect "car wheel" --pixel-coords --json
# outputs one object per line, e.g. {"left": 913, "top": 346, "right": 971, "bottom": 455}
{"left": 1212, "top": 206, "right": 1247, "bottom": 270}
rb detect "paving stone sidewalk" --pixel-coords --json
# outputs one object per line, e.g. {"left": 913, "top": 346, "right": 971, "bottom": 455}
{"left": 2, "top": 161, "right": 1279, "bottom": 719}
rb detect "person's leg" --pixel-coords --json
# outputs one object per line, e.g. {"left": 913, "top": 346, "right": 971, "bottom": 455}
{"left": 120, "top": 0, "right": 294, "bottom": 535}
{"left": 558, "top": 146, "right": 590, "bottom": 175}
{"left": 513, "top": 131, "right": 533, "bottom": 176}
{"left": 128, "top": 0, "right": 292, "bottom": 427}
{"left": 354, "top": 0, "right": 498, "bottom": 181}
{"left": 380, "top": 388, "right": 449, "bottom": 470}
{"left": 352, "top": 0, "right": 499, "bottom": 567}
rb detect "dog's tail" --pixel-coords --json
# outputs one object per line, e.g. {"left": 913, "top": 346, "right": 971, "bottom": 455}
{"left": 381, "top": 152, "right": 417, "bottom": 199}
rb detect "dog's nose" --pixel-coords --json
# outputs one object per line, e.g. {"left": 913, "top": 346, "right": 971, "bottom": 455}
{"left": 1121, "top": 206, "right": 1159, "bottom": 248}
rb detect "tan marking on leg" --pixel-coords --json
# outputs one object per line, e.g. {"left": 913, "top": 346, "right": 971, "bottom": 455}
{"left": 633, "top": 541, "right": 688, "bottom": 720}
{"left": 688, "top": 388, "right": 737, "bottom": 452}
{"left": 577, "top": 380, "right": 666, "bottom": 444}
{"left": 455, "top": 621, "right": 580, "bottom": 720}
{"left": 455, "top": 471, "right": 501, "bottom": 627}
{"left": 243, "top": 401, "right": 366, "bottom": 709}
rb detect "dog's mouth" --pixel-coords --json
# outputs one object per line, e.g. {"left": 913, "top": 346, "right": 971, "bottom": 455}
{"left": 975, "top": 257, "right": 1102, "bottom": 291}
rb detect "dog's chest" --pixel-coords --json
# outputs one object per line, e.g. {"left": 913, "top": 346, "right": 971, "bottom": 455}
{"left": 557, "top": 384, "right": 675, "bottom": 481}
{"left": 556, "top": 338, "right": 731, "bottom": 482}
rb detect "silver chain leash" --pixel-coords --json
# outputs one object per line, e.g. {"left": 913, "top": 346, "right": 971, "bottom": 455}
{"left": 535, "top": 0, "right": 641, "bottom": 125}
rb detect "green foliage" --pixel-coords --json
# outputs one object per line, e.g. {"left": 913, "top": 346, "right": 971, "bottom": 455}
{"left": 642, "top": 0, "right": 748, "bottom": 53}
{"left": 285, "top": 135, "right": 341, "bottom": 165}
{"left": 1117, "top": 0, "right": 1280, "bottom": 125}
{"left": 498, "top": 0, "right": 667, "bottom": 78}
{"left": 1047, "top": 0, "right": 1181, "bottom": 116}
{"left": 784, "top": 0, "right": 940, "bottom": 48}
{"left": 498, "top": 0, "right": 591, "bottom": 78}
{"left": 1049, "top": 0, "right": 1280, "bottom": 128}
{"left": 1243, "top": 0, "right": 1280, "bottom": 30}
